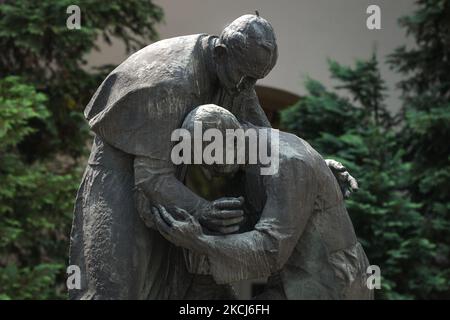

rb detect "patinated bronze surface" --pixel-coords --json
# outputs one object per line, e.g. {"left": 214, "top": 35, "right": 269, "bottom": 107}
{"left": 69, "top": 14, "right": 369, "bottom": 300}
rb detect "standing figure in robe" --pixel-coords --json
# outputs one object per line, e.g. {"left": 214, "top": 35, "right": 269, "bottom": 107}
{"left": 69, "top": 13, "right": 278, "bottom": 300}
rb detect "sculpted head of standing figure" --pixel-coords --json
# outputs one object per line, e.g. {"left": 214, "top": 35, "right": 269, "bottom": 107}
{"left": 211, "top": 12, "right": 278, "bottom": 95}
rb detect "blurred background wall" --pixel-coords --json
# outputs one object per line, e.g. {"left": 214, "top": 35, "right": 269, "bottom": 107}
{"left": 88, "top": 0, "right": 415, "bottom": 114}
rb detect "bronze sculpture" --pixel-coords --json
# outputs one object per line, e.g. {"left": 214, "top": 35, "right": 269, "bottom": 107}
{"left": 69, "top": 13, "right": 366, "bottom": 300}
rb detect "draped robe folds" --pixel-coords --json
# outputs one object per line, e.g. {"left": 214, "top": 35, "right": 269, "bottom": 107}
{"left": 68, "top": 34, "right": 270, "bottom": 299}
{"left": 194, "top": 130, "right": 373, "bottom": 300}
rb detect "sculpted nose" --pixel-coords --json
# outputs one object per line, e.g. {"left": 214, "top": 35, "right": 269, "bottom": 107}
{"left": 237, "top": 76, "right": 257, "bottom": 91}
{"left": 246, "top": 77, "right": 257, "bottom": 87}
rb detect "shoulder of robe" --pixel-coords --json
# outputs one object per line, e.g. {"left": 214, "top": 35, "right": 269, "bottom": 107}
{"left": 266, "top": 132, "right": 319, "bottom": 180}
{"left": 84, "top": 34, "right": 209, "bottom": 159}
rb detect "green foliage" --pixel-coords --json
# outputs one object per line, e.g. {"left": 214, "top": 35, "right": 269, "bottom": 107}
{"left": 282, "top": 56, "right": 429, "bottom": 299}
{"left": 388, "top": 0, "right": 450, "bottom": 299}
{"left": 0, "top": 0, "right": 164, "bottom": 158}
{"left": 0, "top": 76, "right": 49, "bottom": 146}
{"left": 0, "top": 1, "right": 163, "bottom": 299}
{"left": 0, "top": 264, "right": 64, "bottom": 300}
{"left": 0, "top": 76, "right": 79, "bottom": 299}
{"left": 281, "top": 0, "right": 450, "bottom": 300}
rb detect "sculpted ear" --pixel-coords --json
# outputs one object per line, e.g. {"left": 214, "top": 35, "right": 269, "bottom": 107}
{"left": 213, "top": 44, "right": 228, "bottom": 62}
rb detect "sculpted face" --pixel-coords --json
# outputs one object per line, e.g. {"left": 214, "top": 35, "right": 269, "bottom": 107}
{"left": 213, "top": 45, "right": 261, "bottom": 95}
{"left": 181, "top": 104, "right": 244, "bottom": 177}
{"left": 214, "top": 14, "right": 278, "bottom": 95}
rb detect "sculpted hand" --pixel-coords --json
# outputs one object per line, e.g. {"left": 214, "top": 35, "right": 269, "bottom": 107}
{"left": 152, "top": 205, "right": 204, "bottom": 251}
{"left": 197, "top": 196, "right": 245, "bottom": 234}
{"left": 325, "top": 159, "right": 358, "bottom": 198}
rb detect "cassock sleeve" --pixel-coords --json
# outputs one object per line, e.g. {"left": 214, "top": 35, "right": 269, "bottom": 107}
{"left": 86, "top": 74, "right": 212, "bottom": 214}
{"left": 197, "top": 158, "right": 317, "bottom": 284}
{"left": 134, "top": 156, "right": 210, "bottom": 218}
